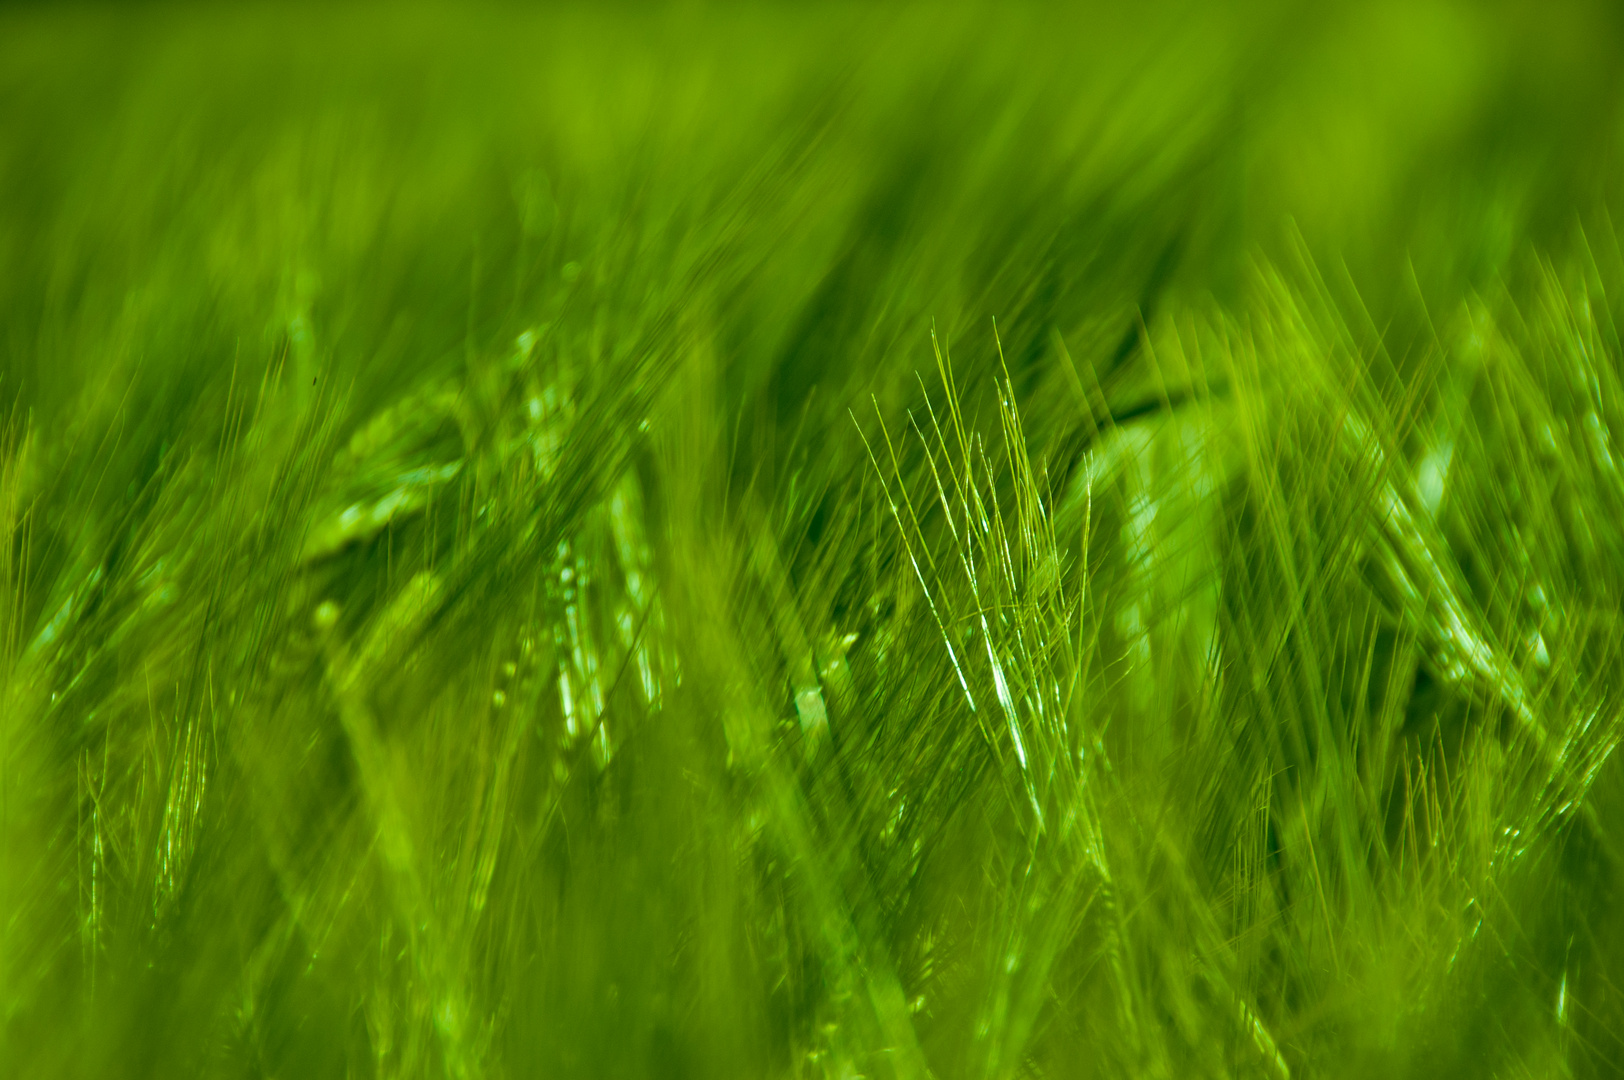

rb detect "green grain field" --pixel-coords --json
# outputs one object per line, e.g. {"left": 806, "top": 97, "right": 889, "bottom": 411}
{"left": 3, "top": 2, "right": 1624, "bottom": 1076}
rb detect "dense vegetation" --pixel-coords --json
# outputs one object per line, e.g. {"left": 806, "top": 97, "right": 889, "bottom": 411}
{"left": 4, "top": 2, "right": 1624, "bottom": 1076}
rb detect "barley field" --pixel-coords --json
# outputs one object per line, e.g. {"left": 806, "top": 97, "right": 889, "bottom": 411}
{"left": 3, "top": 2, "right": 1624, "bottom": 1077}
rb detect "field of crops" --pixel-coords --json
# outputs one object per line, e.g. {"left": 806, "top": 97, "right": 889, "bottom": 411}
{"left": 4, "top": 2, "right": 1624, "bottom": 1076}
